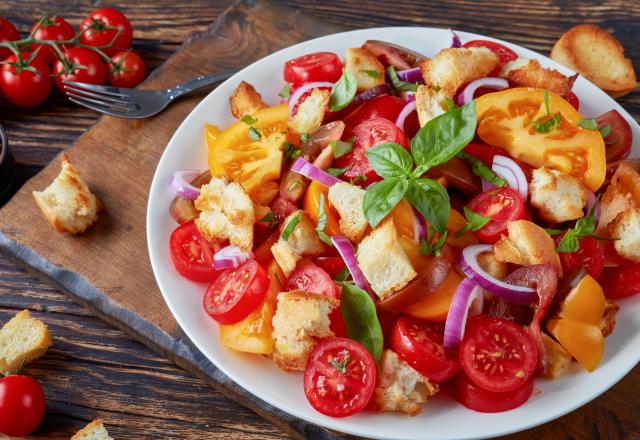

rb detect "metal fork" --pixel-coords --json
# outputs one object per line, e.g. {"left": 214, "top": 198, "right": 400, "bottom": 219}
{"left": 62, "top": 70, "right": 235, "bottom": 118}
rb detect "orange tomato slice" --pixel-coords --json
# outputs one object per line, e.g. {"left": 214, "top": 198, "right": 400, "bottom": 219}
{"left": 303, "top": 181, "right": 342, "bottom": 236}
{"left": 404, "top": 270, "right": 463, "bottom": 321}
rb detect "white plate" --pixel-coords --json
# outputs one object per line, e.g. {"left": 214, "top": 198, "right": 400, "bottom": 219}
{"left": 147, "top": 27, "right": 640, "bottom": 440}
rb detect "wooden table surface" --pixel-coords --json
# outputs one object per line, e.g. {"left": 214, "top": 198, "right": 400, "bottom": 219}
{"left": 0, "top": 1, "right": 638, "bottom": 438}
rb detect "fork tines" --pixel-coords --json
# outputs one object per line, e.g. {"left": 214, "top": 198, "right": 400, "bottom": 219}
{"left": 62, "top": 80, "right": 138, "bottom": 115}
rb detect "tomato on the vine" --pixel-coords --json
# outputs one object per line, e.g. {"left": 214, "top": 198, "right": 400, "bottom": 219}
{"left": 0, "top": 52, "right": 51, "bottom": 108}
{"left": 31, "top": 16, "right": 75, "bottom": 65}
{"left": 53, "top": 47, "right": 107, "bottom": 88}
{"left": 107, "top": 50, "right": 146, "bottom": 88}
{"left": 79, "top": 8, "right": 133, "bottom": 56}
{"left": 0, "top": 17, "right": 19, "bottom": 61}
{"left": 0, "top": 375, "right": 46, "bottom": 437}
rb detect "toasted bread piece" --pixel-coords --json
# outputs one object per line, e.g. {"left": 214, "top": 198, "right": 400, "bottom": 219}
{"left": 501, "top": 58, "right": 577, "bottom": 97}
{"left": 477, "top": 250, "right": 509, "bottom": 280}
{"left": 271, "top": 210, "right": 325, "bottom": 276}
{"left": 71, "top": 419, "right": 113, "bottom": 440}
{"left": 328, "top": 182, "right": 368, "bottom": 242}
{"left": 289, "top": 88, "right": 330, "bottom": 134}
{"left": 357, "top": 220, "right": 417, "bottom": 300}
{"left": 600, "top": 299, "right": 619, "bottom": 338}
{"left": 0, "top": 310, "right": 52, "bottom": 375}
{"left": 419, "top": 47, "right": 498, "bottom": 98}
{"left": 194, "top": 177, "right": 254, "bottom": 251}
{"left": 530, "top": 167, "right": 587, "bottom": 223}
{"left": 32, "top": 154, "right": 101, "bottom": 234}
{"left": 414, "top": 84, "right": 448, "bottom": 126}
{"left": 610, "top": 208, "right": 640, "bottom": 262}
{"left": 344, "top": 47, "right": 386, "bottom": 92}
{"left": 551, "top": 25, "right": 636, "bottom": 98}
{"left": 542, "top": 333, "right": 572, "bottom": 379}
{"left": 229, "top": 81, "right": 267, "bottom": 119}
{"left": 493, "top": 220, "right": 562, "bottom": 277}
{"left": 271, "top": 291, "right": 338, "bottom": 371}
{"left": 372, "top": 350, "right": 439, "bottom": 416}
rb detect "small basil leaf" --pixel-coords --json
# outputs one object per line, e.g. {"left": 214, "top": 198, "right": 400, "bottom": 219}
{"left": 333, "top": 268, "right": 351, "bottom": 282}
{"left": 599, "top": 124, "right": 612, "bottom": 139}
{"left": 457, "top": 151, "right": 507, "bottom": 187}
{"left": 543, "top": 89, "right": 551, "bottom": 115}
{"left": 544, "top": 228, "right": 563, "bottom": 235}
{"left": 557, "top": 230, "right": 579, "bottom": 253}
{"left": 365, "top": 143, "right": 413, "bottom": 179}
{"left": 363, "top": 178, "right": 409, "bottom": 228}
{"left": 387, "top": 65, "right": 419, "bottom": 92}
{"left": 240, "top": 114, "right": 258, "bottom": 125}
{"left": 278, "top": 83, "right": 291, "bottom": 99}
{"left": 326, "top": 166, "right": 350, "bottom": 177}
{"left": 463, "top": 206, "right": 491, "bottom": 231}
{"left": 316, "top": 194, "right": 333, "bottom": 246}
{"left": 574, "top": 215, "right": 596, "bottom": 237}
{"left": 360, "top": 69, "right": 379, "bottom": 78}
{"left": 405, "top": 178, "right": 450, "bottom": 233}
{"left": 330, "top": 71, "right": 357, "bottom": 112}
{"left": 281, "top": 212, "right": 302, "bottom": 241}
{"left": 248, "top": 127, "right": 261, "bottom": 141}
{"left": 329, "top": 139, "right": 353, "bottom": 159}
{"left": 578, "top": 118, "right": 598, "bottom": 130}
{"left": 340, "top": 282, "right": 383, "bottom": 363}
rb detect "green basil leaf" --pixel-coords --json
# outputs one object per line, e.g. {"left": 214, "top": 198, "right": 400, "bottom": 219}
{"left": 316, "top": 194, "right": 333, "bottom": 246}
{"left": 444, "top": 96, "right": 457, "bottom": 111}
{"left": 365, "top": 143, "right": 413, "bottom": 179}
{"left": 259, "top": 212, "right": 274, "bottom": 223}
{"left": 457, "top": 151, "right": 507, "bottom": 187}
{"left": 329, "top": 139, "right": 354, "bottom": 159}
{"left": 281, "top": 212, "right": 302, "bottom": 241}
{"left": 578, "top": 118, "right": 598, "bottom": 130}
{"left": 240, "top": 114, "right": 258, "bottom": 125}
{"left": 248, "top": 127, "right": 261, "bottom": 141}
{"left": 387, "top": 65, "right": 419, "bottom": 92}
{"left": 283, "top": 141, "right": 301, "bottom": 160}
{"left": 463, "top": 206, "right": 491, "bottom": 231}
{"left": 300, "top": 133, "right": 309, "bottom": 143}
{"left": 405, "top": 178, "right": 450, "bottom": 233}
{"left": 544, "top": 228, "right": 563, "bottom": 235}
{"left": 574, "top": 214, "right": 596, "bottom": 237}
{"left": 360, "top": 69, "right": 379, "bottom": 78}
{"left": 599, "top": 124, "right": 612, "bottom": 139}
{"left": 333, "top": 268, "right": 351, "bottom": 282}
{"left": 278, "top": 83, "right": 291, "bottom": 99}
{"left": 363, "top": 178, "right": 409, "bottom": 228}
{"left": 411, "top": 101, "right": 477, "bottom": 171}
{"left": 543, "top": 89, "right": 551, "bottom": 115}
{"left": 557, "top": 230, "right": 579, "bottom": 253}
{"left": 349, "top": 175, "right": 368, "bottom": 185}
{"left": 329, "top": 71, "right": 357, "bottom": 112}
{"left": 532, "top": 113, "right": 561, "bottom": 133}
{"left": 340, "top": 282, "right": 383, "bottom": 363}
{"left": 326, "top": 166, "right": 350, "bottom": 177}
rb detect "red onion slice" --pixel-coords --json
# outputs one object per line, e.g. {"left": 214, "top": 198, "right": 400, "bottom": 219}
{"left": 331, "top": 235, "right": 372, "bottom": 293}
{"left": 585, "top": 190, "right": 601, "bottom": 222}
{"left": 460, "top": 244, "right": 536, "bottom": 304}
{"left": 352, "top": 83, "right": 390, "bottom": 107}
{"left": 492, "top": 155, "right": 528, "bottom": 200}
{"left": 412, "top": 206, "right": 427, "bottom": 243}
{"left": 481, "top": 178, "right": 495, "bottom": 193}
{"left": 443, "top": 278, "right": 484, "bottom": 348}
{"left": 170, "top": 169, "right": 202, "bottom": 200}
{"left": 450, "top": 30, "right": 462, "bottom": 48}
{"left": 405, "top": 91, "right": 416, "bottom": 102}
{"left": 396, "top": 67, "right": 423, "bottom": 83}
{"left": 213, "top": 245, "right": 253, "bottom": 270}
{"left": 291, "top": 157, "right": 342, "bottom": 187}
{"left": 395, "top": 100, "right": 417, "bottom": 134}
{"left": 288, "top": 81, "right": 334, "bottom": 117}
{"left": 456, "top": 77, "right": 509, "bottom": 106}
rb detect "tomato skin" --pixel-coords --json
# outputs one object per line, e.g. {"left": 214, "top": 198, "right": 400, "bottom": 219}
{"left": 107, "top": 51, "right": 146, "bottom": 88}
{"left": 31, "top": 16, "right": 75, "bottom": 65}
{"left": 463, "top": 142, "right": 508, "bottom": 167}
{"left": 600, "top": 263, "right": 640, "bottom": 299}
{"left": 79, "top": 8, "right": 133, "bottom": 56}
{"left": 467, "top": 187, "right": 526, "bottom": 244}
{"left": 284, "top": 52, "right": 342, "bottom": 86}
{"left": 0, "top": 18, "right": 19, "bottom": 61}
{"left": 0, "top": 375, "right": 46, "bottom": 437}
{"left": 169, "top": 220, "right": 220, "bottom": 282}
{"left": 455, "top": 373, "right": 533, "bottom": 413}
{"left": 597, "top": 109, "right": 633, "bottom": 163}
{"left": 0, "top": 53, "right": 51, "bottom": 108}
{"left": 304, "top": 337, "right": 376, "bottom": 418}
{"left": 54, "top": 47, "right": 107, "bottom": 88}
{"left": 462, "top": 40, "right": 518, "bottom": 76}
{"left": 287, "top": 262, "right": 338, "bottom": 298}
{"left": 558, "top": 235, "right": 605, "bottom": 280}
{"left": 566, "top": 91, "right": 580, "bottom": 110}
{"left": 203, "top": 260, "right": 269, "bottom": 324}
{"left": 391, "top": 317, "right": 460, "bottom": 383}
{"left": 312, "top": 257, "right": 346, "bottom": 279}
{"left": 342, "top": 95, "right": 407, "bottom": 139}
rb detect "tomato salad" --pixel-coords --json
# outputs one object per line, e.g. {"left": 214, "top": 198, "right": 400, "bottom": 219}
{"left": 167, "top": 34, "right": 636, "bottom": 418}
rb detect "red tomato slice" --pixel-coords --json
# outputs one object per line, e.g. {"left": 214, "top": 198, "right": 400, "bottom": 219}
{"left": 391, "top": 316, "right": 460, "bottom": 383}
{"left": 558, "top": 235, "right": 605, "bottom": 279}
{"left": 463, "top": 142, "right": 508, "bottom": 167}
{"left": 336, "top": 117, "right": 409, "bottom": 186}
{"left": 600, "top": 263, "right": 640, "bottom": 299}
{"left": 454, "top": 373, "right": 533, "bottom": 413}
{"left": 312, "top": 256, "right": 347, "bottom": 279}
{"left": 597, "top": 109, "right": 633, "bottom": 163}
{"left": 566, "top": 91, "right": 580, "bottom": 111}
{"left": 287, "top": 262, "right": 338, "bottom": 298}
{"left": 203, "top": 260, "right": 269, "bottom": 324}
{"left": 603, "top": 240, "right": 634, "bottom": 267}
{"left": 342, "top": 95, "right": 408, "bottom": 139}
{"left": 284, "top": 52, "right": 343, "bottom": 86}
{"left": 271, "top": 196, "right": 297, "bottom": 221}
{"left": 462, "top": 40, "right": 518, "bottom": 76}
{"left": 169, "top": 220, "right": 220, "bottom": 282}
{"left": 466, "top": 187, "right": 526, "bottom": 244}
{"left": 460, "top": 317, "right": 537, "bottom": 393}
{"left": 304, "top": 337, "right": 376, "bottom": 417}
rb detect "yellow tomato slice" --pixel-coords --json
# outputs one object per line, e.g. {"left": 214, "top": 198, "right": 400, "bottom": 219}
{"left": 303, "top": 181, "right": 342, "bottom": 236}
{"left": 446, "top": 208, "right": 478, "bottom": 248}
{"left": 404, "top": 270, "right": 463, "bottom": 321}
{"left": 476, "top": 88, "right": 606, "bottom": 191}
{"left": 561, "top": 274, "right": 605, "bottom": 324}
{"left": 547, "top": 318, "right": 604, "bottom": 372}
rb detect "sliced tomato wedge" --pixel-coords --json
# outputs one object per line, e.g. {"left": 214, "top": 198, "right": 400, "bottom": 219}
{"left": 597, "top": 109, "right": 633, "bottom": 163}
{"left": 462, "top": 40, "right": 518, "bottom": 76}
{"left": 287, "top": 262, "right": 338, "bottom": 298}
{"left": 342, "top": 95, "right": 408, "bottom": 139}
{"left": 466, "top": 187, "right": 526, "bottom": 244}
{"left": 600, "top": 263, "right": 640, "bottom": 299}
{"left": 284, "top": 52, "right": 343, "bottom": 86}
{"left": 557, "top": 235, "right": 605, "bottom": 279}
{"left": 454, "top": 373, "right": 534, "bottom": 413}
{"left": 460, "top": 317, "right": 537, "bottom": 393}
{"left": 169, "top": 220, "right": 220, "bottom": 282}
{"left": 203, "top": 260, "right": 269, "bottom": 324}
{"left": 303, "top": 337, "right": 376, "bottom": 418}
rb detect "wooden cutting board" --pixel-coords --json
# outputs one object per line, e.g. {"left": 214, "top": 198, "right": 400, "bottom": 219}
{"left": 0, "top": 1, "right": 346, "bottom": 438}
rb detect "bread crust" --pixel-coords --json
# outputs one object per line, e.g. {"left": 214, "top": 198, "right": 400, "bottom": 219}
{"left": 0, "top": 309, "right": 52, "bottom": 375}
{"left": 229, "top": 81, "right": 267, "bottom": 119}
{"left": 502, "top": 59, "right": 577, "bottom": 97}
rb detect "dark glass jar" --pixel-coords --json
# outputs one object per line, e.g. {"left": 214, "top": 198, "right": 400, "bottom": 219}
{"left": 0, "top": 124, "right": 16, "bottom": 205}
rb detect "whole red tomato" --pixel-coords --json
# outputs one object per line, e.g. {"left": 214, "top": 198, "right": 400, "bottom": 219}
{"left": 53, "top": 47, "right": 107, "bottom": 89}
{"left": 0, "top": 375, "right": 46, "bottom": 437}
{"left": 79, "top": 8, "right": 133, "bottom": 56}
{"left": 0, "top": 52, "right": 52, "bottom": 108}
{"left": 31, "top": 16, "right": 75, "bottom": 65}
{"left": 107, "top": 51, "right": 146, "bottom": 87}
{"left": 0, "top": 17, "right": 19, "bottom": 61}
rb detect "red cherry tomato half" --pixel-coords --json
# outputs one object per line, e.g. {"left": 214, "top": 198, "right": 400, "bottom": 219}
{"left": 462, "top": 40, "right": 518, "bottom": 76}
{"left": 31, "top": 16, "right": 75, "bottom": 65}
{"left": 566, "top": 91, "right": 580, "bottom": 110}
{"left": 284, "top": 52, "right": 343, "bottom": 86}
{"left": 54, "top": 47, "right": 107, "bottom": 88}
{"left": 107, "top": 50, "right": 146, "bottom": 88}
{"left": 391, "top": 316, "right": 460, "bottom": 383}
{"left": 602, "top": 239, "right": 634, "bottom": 267}
{"left": 79, "top": 8, "right": 133, "bottom": 56}
{"left": 0, "top": 18, "right": 19, "bottom": 61}
{"left": 460, "top": 317, "right": 537, "bottom": 393}
{"left": 0, "top": 375, "right": 46, "bottom": 437}
{"left": 600, "top": 263, "right": 640, "bottom": 299}
{"left": 304, "top": 337, "right": 376, "bottom": 418}
{"left": 558, "top": 235, "right": 604, "bottom": 280}
{"left": 342, "top": 95, "right": 407, "bottom": 139}
{"left": 463, "top": 142, "right": 508, "bottom": 167}
{"left": 287, "top": 262, "right": 338, "bottom": 298}
{"left": 312, "top": 256, "right": 347, "bottom": 279}
{"left": 597, "top": 109, "right": 633, "bottom": 163}
{"left": 467, "top": 187, "right": 526, "bottom": 244}
{"left": 336, "top": 117, "right": 409, "bottom": 186}
{"left": 454, "top": 373, "right": 533, "bottom": 413}
{"left": 0, "top": 53, "right": 52, "bottom": 108}
{"left": 169, "top": 220, "right": 220, "bottom": 282}
{"left": 203, "top": 260, "right": 269, "bottom": 324}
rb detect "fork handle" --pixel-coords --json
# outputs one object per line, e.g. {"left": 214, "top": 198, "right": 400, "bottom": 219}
{"left": 166, "top": 71, "right": 235, "bottom": 99}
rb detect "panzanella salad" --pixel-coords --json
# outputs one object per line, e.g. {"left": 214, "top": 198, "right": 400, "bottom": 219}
{"left": 167, "top": 34, "right": 636, "bottom": 418}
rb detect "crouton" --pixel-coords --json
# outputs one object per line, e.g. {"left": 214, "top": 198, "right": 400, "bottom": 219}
{"left": 596, "top": 162, "right": 640, "bottom": 234}
{"left": 344, "top": 47, "right": 386, "bottom": 92}
{"left": 493, "top": 220, "right": 563, "bottom": 276}
{"left": 530, "top": 167, "right": 588, "bottom": 223}
{"left": 501, "top": 58, "right": 577, "bottom": 97}
{"left": 32, "top": 154, "right": 101, "bottom": 234}
{"left": 327, "top": 182, "right": 368, "bottom": 242}
{"left": 551, "top": 25, "right": 636, "bottom": 98}
{"left": 271, "top": 210, "right": 325, "bottom": 276}
{"left": 419, "top": 47, "right": 499, "bottom": 98}
{"left": 415, "top": 84, "right": 448, "bottom": 126}
{"left": 229, "top": 81, "right": 267, "bottom": 119}
{"left": 477, "top": 250, "right": 509, "bottom": 280}
{"left": 271, "top": 291, "right": 338, "bottom": 371}
{"left": 194, "top": 177, "right": 254, "bottom": 251}
{"left": 600, "top": 299, "right": 619, "bottom": 337}
{"left": 610, "top": 208, "right": 640, "bottom": 262}
{"left": 0, "top": 310, "right": 52, "bottom": 375}
{"left": 542, "top": 333, "right": 572, "bottom": 379}
{"left": 372, "top": 350, "right": 439, "bottom": 416}
{"left": 289, "top": 88, "right": 330, "bottom": 134}
{"left": 357, "top": 220, "right": 417, "bottom": 300}
{"left": 71, "top": 419, "right": 113, "bottom": 440}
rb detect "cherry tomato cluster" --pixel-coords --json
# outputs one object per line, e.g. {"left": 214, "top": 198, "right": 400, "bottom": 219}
{"left": 0, "top": 8, "right": 146, "bottom": 109}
